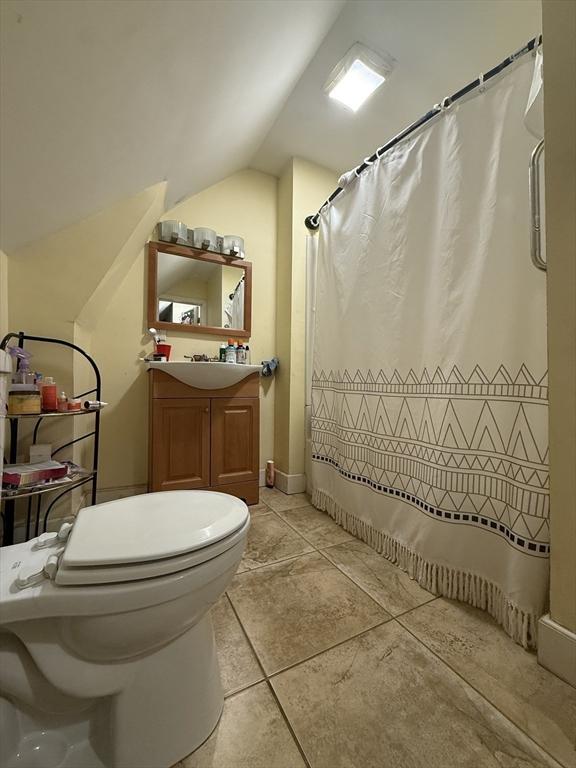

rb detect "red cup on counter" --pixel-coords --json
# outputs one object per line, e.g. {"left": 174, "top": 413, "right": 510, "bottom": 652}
{"left": 155, "top": 343, "right": 172, "bottom": 360}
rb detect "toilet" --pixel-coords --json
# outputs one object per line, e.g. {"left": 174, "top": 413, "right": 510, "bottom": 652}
{"left": 0, "top": 490, "right": 250, "bottom": 768}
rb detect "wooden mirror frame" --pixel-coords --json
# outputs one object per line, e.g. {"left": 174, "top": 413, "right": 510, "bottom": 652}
{"left": 147, "top": 241, "right": 252, "bottom": 338}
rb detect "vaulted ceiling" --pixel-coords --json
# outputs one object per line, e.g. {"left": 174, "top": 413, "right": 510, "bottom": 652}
{"left": 0, "top": 0, "right": 540, "bottom": 252}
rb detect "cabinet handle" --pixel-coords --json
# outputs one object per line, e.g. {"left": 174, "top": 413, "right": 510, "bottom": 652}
{"left": 204, "top": 407, "right": 209, "bottom": 413}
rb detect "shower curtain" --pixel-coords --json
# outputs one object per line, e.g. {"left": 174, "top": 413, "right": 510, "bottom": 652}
{"left": 309, "top": 52, "right": 548, "bottom": 648}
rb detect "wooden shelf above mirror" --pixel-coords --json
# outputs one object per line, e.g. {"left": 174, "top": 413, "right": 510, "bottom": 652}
{"left": 147, "top": 241, "right": 252, "bottom": 338}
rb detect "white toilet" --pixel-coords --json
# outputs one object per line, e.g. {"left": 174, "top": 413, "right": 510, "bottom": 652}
{"left": 0, "top": 490, "right": 250, "bottom": 768}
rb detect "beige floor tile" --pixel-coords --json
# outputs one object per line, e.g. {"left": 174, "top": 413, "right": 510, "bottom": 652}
{"left": 228, "top": 551, "right": 390, "bottom": 674}
{"left": 248, "top": 501, "right": 272, "bottom": 518}
{"left": 276, "top": 504, "right": 356, "bottom": 548}
{"left": 181, "top": 682, "right": 306, "bottom": 768}
{"left": 259, "top": 487, "right": 311, "bottom": 512}
{"left": 238, "top": 512, "right": 314, "bottom": 572}
{"left": 272, "top": 621, "right": 560, "bottom": 768}
{"left": 323, "top": 539, "right": 435, "bottom": 616}
{"left": 211, "top": 595, "right": 263, "bottom": 696}
{"left": 399, "top": 599, "right": 576, "bottom": 767}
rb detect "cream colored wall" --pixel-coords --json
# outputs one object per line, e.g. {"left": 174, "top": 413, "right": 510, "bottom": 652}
{"left": 91, "top": 169, "right": 278, "bottom": 490}
{"left": 274, "top": 158, "right": 338, "bottom": 477}
{"left": 274, "top": 163, "right": 294, "bottom": 473}
{"left": 208, "top": 269, "right": 223, "bottom": 328}
{"left": 5, "top": 183, "right": 166, "bottom": 524}
{"left": 542, "top": 0, "right": 576, "bottom": 633}
{"left": 0, "top": 249, "right": 8, "bottom": 340}
{"left": 290, "top": 159, "right": 338, "bottom": 474}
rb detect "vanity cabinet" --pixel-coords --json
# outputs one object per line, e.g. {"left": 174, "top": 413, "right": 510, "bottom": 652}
{"left": 149, "top": 370, "right": 259, "bottom": 504}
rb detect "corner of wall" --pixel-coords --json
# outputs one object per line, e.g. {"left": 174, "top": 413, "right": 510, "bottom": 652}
{"left": 542, "top": 0, "right": 576, "bottom": 637}
{"left": 274, "top": 157, "right": 338, "bottom": 479}
{"left": 0, "top": 249, "right": 8, "bottom": 340}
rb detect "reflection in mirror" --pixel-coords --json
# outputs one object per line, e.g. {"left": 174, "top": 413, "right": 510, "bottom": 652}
{"left": 157, "top": 252, "right": 245, "bottom": 330}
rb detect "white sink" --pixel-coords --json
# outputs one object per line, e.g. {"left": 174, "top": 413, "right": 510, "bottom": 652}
{"left": 147, "top": 361, "right": 261, "bottom": 389}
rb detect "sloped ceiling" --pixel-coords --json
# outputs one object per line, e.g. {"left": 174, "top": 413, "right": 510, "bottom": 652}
{"left": 0, "top": 0, "right": 344, "bottom": 251}
{"left": 1, "top": 0, "right": 540, "bottom": 253}
{"left": 254, "top": 0, "right": 542, "bottom": 178}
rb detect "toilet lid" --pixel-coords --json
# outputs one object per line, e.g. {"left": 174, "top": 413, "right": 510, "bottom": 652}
{"left": 61, "top": 491, "right": 249, "bottom": 567}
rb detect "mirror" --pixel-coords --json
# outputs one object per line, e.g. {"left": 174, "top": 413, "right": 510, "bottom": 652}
{"left": 147, "top": 241, "right": 251, "bottom": 337}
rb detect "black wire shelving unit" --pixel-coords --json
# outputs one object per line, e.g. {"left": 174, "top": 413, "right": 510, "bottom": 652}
{"left": 0, "top": 332, "right": 102, "bottom": 546}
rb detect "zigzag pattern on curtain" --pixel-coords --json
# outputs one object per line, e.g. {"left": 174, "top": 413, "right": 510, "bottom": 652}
{"left": 311, "top": 364, "right": 549, "bottom": 557}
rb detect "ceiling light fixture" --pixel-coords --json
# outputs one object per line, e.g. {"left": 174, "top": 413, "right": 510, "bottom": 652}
{"left": 325, "top": 42, "right": 394, "bottom": 113}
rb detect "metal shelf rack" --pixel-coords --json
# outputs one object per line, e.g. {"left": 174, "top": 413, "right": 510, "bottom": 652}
{"left": 0, "top": 331, "right": 102, "bottom": 545}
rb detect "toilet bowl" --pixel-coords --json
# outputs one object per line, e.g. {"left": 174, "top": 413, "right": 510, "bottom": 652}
{"left": 0, "top": 490, "right": 250, "bottom": 768}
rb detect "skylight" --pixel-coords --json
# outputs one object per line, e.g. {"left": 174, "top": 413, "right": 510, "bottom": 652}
{"left": 328, "top": 59, "right": 385, "bottom": 112}
{"left": 325, "top": 42, "right": 394, "bottom": 113}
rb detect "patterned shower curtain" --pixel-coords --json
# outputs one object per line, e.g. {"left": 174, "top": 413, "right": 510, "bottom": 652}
{"left": 310, "top": 52, "right": 548, "bottom": 648}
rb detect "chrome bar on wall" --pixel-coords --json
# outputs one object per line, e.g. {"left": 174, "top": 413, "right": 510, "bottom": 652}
{"left": 529, "top": 138, "right": 546, "bottom": 271}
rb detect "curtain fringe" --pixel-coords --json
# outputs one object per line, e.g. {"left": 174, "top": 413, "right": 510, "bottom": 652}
{"left": 312, "top": 488, "right": 538, "bottom": 650}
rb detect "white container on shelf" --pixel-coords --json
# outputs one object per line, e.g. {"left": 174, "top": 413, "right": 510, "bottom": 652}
{"left": 157, "top": 220, "right": 188, "bottom": 245}
{"left": 193, "top": 228, "right": 218, "bottom": 251}
{"left": 222, "top": 235, "right": 245, "bottom": 259}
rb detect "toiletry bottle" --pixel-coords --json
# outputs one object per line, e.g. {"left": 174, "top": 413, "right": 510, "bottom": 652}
{"left": 236, "top": 343, "right": 246, "bottom": 364}
{"left": 57, "top": 391, "right": 68, "bottom": 412}
{"left": 245, "top": 345, "right": 250, "bottom": 364}
{"left": 219, "top": 343, "right": 227, "bottom": 362}
{"left": 266, "top": 460, "right": 275, "bottom": 488}
{"left": 41, "top": 377, "right": 58, "bottom": 412}
{"left": 225, "top": 339, "right": 237, "bottom": 364}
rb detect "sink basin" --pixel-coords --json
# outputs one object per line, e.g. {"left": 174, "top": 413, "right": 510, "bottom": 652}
{"left": 147, "top": 361, "right": 261, "bottom": 389}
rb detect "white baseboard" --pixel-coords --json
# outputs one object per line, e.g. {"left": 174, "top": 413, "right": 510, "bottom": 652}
{"left": 538, "top": 614, "right": 576, "bottom": 688}
{"left": 274, "top": 470, "right": 307, "bottom": 495}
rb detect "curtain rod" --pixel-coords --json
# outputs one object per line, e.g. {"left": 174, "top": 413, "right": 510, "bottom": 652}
{"left": 305, "top": 34, "right": 542, "bottom": 231}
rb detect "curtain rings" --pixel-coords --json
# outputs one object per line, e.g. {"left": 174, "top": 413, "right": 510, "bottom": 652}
{"left": 433, "top": 96, "right": 452, "bottom": 113}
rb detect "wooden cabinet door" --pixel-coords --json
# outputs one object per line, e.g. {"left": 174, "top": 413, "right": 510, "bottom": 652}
{"left": 211, "top": 398, "right": 259, "bottom": 486}
{"left": 151, "top": 398, "right": 210, "bottom": 491}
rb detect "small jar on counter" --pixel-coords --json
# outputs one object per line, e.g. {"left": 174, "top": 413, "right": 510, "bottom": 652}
{"left": 8, "top": 385, "right": 41, "bottom": 415}
{"left": 67, "top": 398, "right": 82, "bottom": 412}
{"left": 57, "top": 392, "right": 68, "bottom": 412}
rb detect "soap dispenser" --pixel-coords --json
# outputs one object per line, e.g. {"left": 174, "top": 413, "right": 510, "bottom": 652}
{"left": 225, "top": 339, "right": 237, "bottom": 364}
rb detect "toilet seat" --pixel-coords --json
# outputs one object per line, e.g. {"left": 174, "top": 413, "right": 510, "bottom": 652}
{"left": 64, "top": 490, "right": 248, "bottom": 566}
{"left": 2, "top": 491, "right": 249, "bottom": 592}
{"left": 56, "top": 517, "right": 249, "bottom": 585}
{"left": 58, "top": 490, "right": 248, "bottom": 586}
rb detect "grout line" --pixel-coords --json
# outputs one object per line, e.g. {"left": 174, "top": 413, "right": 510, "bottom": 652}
{"left": 395, "top": 618, "right": 566, "bottom": 768}
{"left": 223, "top": 677, "right": 264, "bottom": 700}
{"left": 272, "top": 506, "right": 355, "bottom": 555}
{"left": 318, "top": 545, "right": 439, "bottom": 616}
{"left": 266, "top": 679, "right": 313, "bottom": 768}
{"left": 235, "top": 548, "right": 316, "bottom": 576}
{"left": 266, "top": 615, "right": 394, "bottom": 680}
{"left": 224, "top": 593, "right": 267, "bottom": 680}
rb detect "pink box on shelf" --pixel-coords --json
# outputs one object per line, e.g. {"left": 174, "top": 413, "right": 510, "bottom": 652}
{"left": 2, "top": 460, "right": 68, "bottom": 489}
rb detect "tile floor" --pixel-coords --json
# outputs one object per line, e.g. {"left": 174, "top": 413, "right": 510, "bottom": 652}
{"left": 175, "top": 487, "right": 576, "bottom": 768}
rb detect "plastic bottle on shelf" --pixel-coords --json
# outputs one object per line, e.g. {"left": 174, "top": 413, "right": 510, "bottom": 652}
{"left": 245, "top": 345, "right": 251, "bottom": 364}
{"left": 57, "top": 391, "right": 68, "bottom": 412}
{"left": 41, "top": 377, "right": 58, "bottom": 412}
{"left": 236, "top": 343, "right": 246, "bottom": 364}
{"left": 225, "top": 339, "right": 237, "bottom": 364}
